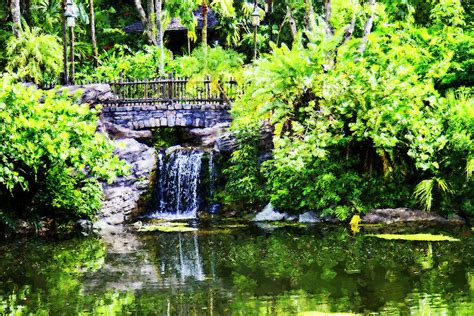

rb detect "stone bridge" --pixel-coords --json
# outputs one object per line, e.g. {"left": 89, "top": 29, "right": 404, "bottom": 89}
{"left": 102, "top": 103, "right": 231, "bottom": 129}
{"left": 72, "top": 77, "right": 238, "bottom": 130}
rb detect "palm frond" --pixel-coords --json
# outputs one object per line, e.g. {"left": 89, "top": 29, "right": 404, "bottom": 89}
{"left": 414, "top": 179, "right": 434, "bottom": 211}
{"left": 414, "top": 177, "right": 452, "bottom": 211}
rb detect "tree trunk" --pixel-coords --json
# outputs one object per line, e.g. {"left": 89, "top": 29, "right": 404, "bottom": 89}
{"left": 10, "top": 0, "right": 21, "bottom": 37}
{"left": 358, "top": 0, "right": 375, "bottom": 54}
{"left": 265, "top": 0, "right": 273, "bottom": 41}
{"left": 202, "top": 1, "right": 208, "bottom": 46}
{"left": 155, "top": 0, "right": 164, "bottom": 74}
{"left": 147, "top": 0, "right": 155, "bottom": 37}
{"left": 62, "top": 0, "right": 68, "bottom": 84}
{"left": 133, "top": 0, "right": 157, "bottom": 45}
{"left": 90, "top": 0, "right": 98, "bottom": 67}
{"left": 69, "top": 25, "right": 75, "bottom": 84}
{"left": 304, "top": 0, "right": 316, "bottom": 33}
{"left": 287, "top": 6, "right": 297, "bottom": 41}
{"left": 202, "top": 1, "right": 208, "bottom": 69}
{"left": 324, "top": 0, "right": 334, "bottom": 36}
{"left": 342, "top": 15, "right": 356, "bottom": 44}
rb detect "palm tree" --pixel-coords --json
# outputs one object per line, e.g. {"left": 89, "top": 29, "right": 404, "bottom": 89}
{"left": 199, "top": 0, "right": 234, "bottom": 68}
{"left": 199, "top": 0, "right": 234, "bottom": 46}
{"left": 89, "top": 0, "right": 98, "bottom": 67}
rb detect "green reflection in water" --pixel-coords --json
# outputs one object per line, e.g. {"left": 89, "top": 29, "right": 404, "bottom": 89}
{"left": 0, "top": 226, "right": 473, "bottom": 315}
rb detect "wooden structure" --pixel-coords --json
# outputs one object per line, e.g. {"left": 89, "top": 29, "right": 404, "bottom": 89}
{"left": 104, "top": 76, "right": 240, "bottom": 107}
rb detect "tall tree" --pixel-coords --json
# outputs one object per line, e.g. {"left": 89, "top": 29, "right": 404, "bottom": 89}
{"left": 201, "top": 0, "right": 208, "bottom": 66}
{"left": 133, "top": 0, "right": 158, "bottom": 45}
{"left": 304, "top": 0, "right": 315, "bottom": 32}
{"left": 89, "top": 0, "right": 98, "bottom": 67}
{"left": 198, "top": 0, "right": 234, "bottom": 69}
{"left": 155, "top": 0, "right": 164, "bottom": 73}
{"left": 10, "top": 0, "right": 21, "bottom": 37}
{"left": 199, "top": 0, "right": 234, "bottom": 47}
{"left": 323, "top": 0, "right": 334, "bottom": 36}
{"left": 358, "top": 0, "right": 375, "bottom": 54}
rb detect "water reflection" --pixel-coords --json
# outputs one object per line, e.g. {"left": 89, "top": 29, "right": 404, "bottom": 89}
{"left": 0, "top": 225, "right": 473, "bottom": 315}
{"left": 83, "top": 226, "right": 160, "bottom": 292}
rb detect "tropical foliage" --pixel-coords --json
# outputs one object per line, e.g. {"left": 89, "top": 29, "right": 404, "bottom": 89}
{"left": 224, "top": 0, "right": 473, "bottom": 219}
{"left": 0, "top": 77, "right": 126, "bottom": 230}
{"left": 6, "top": 25, "right": 62, "bottom": 84}
{"left": 0, "top": 0, "right": 472, "bottom": 224}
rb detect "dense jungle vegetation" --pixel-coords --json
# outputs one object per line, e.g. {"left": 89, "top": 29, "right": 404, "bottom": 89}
{"left": 0, "top": 0, "right": 472, "bottom": 230}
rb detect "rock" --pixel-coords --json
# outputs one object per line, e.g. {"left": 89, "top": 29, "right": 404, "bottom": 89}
{"left": 361, "top": 208, "right": 466, "bottom": 226}
{"left": 59, "top": 84, "right": 117, "bottom": 106}
{"left": 184, "top": 123, "right": 232, "bottom": 149}
{"left": 98, "top": 138, "right": 157, "bottom": 225}
{"left": 165, "top": 145, "right": 183, "bottom": 155}
{"left": 253, "top": 203, "right": 288, "bottom": 221}
{"left": 74, "top": 219, "right": 94, "bottom": 235}
{"left": 22, "top": 82, "right": 38, "bottom": 89}
{"left": 299, "top": 211, "right": 321, "bottom": 223}
{"left": 99, "top": 121, "right": 153, "bottom": 140}
{"left": 209, "top": 203, "right": 221, "bottom": 214}
{"left": 92, "top": 220, "right": 117, "bottom": 235}
{"left": 214, "top": 132, "right": 237, "bottom": 153}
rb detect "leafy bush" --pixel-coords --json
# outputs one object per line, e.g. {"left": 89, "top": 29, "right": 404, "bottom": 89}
{"left": 176, "top": 45, "right": 244, "bottom": 82}
{"left": 225, "top": 4, "right": 473, "bottom": 219}
{"left": 220, "top": 123, "right": 267, "bottom": 210}
{"left": 0, "top": 77, "right": 127, "bottom": 229}
{"left": 76, "top": 45, "right": 175, "bottom": 82}
{"left": 6, "top": 25, "right": 62, "bottom": 85}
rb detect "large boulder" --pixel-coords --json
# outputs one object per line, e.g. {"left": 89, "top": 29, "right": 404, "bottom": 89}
{"left": 298, "top": 211, "right": 321, "bottom": 223}
{"left": 98, "top": 120, "right": 153, "bottom": 141}
{"left": 361, "top": 208, "right": 465, "bottom": 226}
{"left": 96, "top": 138, "right": 156, "bottom": 229}
{"left": 253, "top": 203, "right": 288, "bottom": 222}
{"left": 60, "top": 83, "right": 117, "bottom": 106}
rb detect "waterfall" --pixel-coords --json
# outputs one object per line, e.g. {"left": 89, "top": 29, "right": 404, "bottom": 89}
{"left": 150, "top": 148, "right": 204, "bottom": 219}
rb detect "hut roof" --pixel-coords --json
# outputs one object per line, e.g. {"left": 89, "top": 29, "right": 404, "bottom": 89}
{"left": 123, "top": 7, "right": 218, "bottom": 33}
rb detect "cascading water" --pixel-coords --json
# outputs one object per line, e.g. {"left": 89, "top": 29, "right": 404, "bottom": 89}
{"left": 149, "top": 148, "right": 204, "bottom": 219}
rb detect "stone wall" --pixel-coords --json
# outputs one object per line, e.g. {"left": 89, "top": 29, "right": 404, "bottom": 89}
{"left": 102, "top": 104, "right": 231, "bottom": 129}
{"left": 96, "top": 138, "right": 156, "bottom": 230}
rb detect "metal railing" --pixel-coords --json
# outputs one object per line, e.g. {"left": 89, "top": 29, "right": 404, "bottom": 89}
{"left": 104, "top": 75, "right": 240, "bottom": 107}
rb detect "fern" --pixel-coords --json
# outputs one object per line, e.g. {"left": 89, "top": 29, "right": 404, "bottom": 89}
{"left": 6, "top": 24, "right": 62, "bottom": 85}
{"left": 414, "top": 177, "right": 452, "bottom": 211}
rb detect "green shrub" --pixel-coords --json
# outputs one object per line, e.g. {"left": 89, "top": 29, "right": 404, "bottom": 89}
{"left": 76, "top": 45, "right": 175, "bottom": 82}
{"left": 6, "top": 25, "right": 62, "bottom": 85}
{"left": 0, "top": 77, "right": 127, "bottom": 229}
{"left": 220, "top": 123, "right": 267, "bottom": 210}
{"left": 225, "top": 4, "right": 473, "bottom": 219}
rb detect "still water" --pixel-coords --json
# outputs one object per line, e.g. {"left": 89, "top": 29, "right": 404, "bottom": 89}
{"left": 1, "top": 225, "right": 473, "bottom": 315}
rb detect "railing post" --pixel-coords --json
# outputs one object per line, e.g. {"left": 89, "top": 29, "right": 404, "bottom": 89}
{"left": 119, "top": 71, "right": 124, "bottom": 101}
{"left": 219, "top": 80, "right": 224, "bottom": 104}
{"left": 206, "top": 75, "right": 211, "bottom": 102}
{"left": 168, "top": 73, "right": 174, "bottom": 103}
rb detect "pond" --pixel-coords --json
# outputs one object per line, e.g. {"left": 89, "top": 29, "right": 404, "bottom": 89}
{"left": 1, "top": 224, "right": 473, "bottom": 315}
